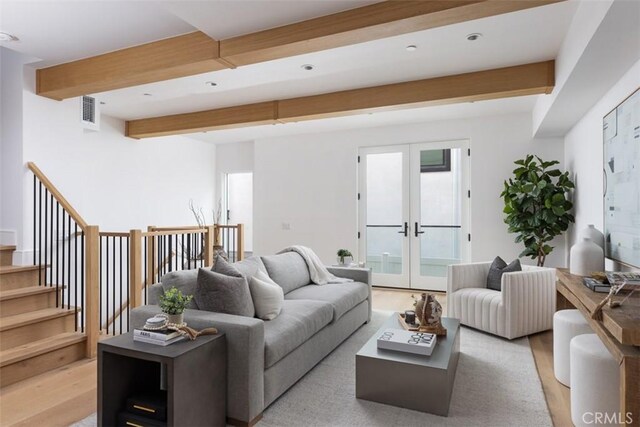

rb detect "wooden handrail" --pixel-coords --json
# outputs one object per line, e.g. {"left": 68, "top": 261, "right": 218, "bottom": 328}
{"left": 99, "top": 231, "right": 130, "bottom": 237}
{"left": 150, "top": 225, "right": 205, "bottom": 231}
{"left": 143, "top": 229, "right": 208, "bottom": 237}
{"left": 27, "top": 162, "right": 88, "bottom": 230}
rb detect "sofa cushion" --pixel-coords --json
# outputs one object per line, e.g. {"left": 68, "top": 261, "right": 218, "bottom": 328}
{"left": 233, "top": 256, "right": 267, "bottom": 281}
{"left": 263, "top": 299, "right": 333, "bottom": 368}
{"left": 195, "top": 268, "right": 255, "bottom": 317}
{"left": 486, "top": 256, "right": 522, "bottom": 291}
{"left": 261, "top": 252, "right": 311, "bottom": 294}
{"left": 161, "top": 270, "right": 199, "bottom": 309}
{"left": 285, "top": 282, "right": 369, "bottom": 322}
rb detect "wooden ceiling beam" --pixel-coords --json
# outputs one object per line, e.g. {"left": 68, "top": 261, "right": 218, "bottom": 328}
{"left": 36, "top": 32, "right": 228, "bottom": 100}
{"left": 219, "top": 0, "right": 563, "bottom": 66}
{"left": 36, "top": 0, "right": 562, "bottom": 100}
{"left": 125, "top": 60, "right": 554, "bottom": 139}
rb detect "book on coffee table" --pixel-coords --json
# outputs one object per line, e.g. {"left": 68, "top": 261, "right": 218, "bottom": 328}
{"left": 133, "top": 328, "right": 181, "bottom": 341}
{"left": 376, "top": 328, "right": 436, "bottom": 356}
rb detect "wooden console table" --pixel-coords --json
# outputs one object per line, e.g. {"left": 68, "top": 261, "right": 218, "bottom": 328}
{"left": 556, "top": 269, "right": 639, "bottom": 426}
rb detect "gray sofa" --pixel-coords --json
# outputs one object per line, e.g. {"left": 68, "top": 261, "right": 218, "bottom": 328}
{"left": 131, "top": 252, "right": 372, "bottom": 426}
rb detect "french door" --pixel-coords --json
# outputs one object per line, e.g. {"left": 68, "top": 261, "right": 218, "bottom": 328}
{"left": 358, "top": 141, "right": 470, "bottom": 291}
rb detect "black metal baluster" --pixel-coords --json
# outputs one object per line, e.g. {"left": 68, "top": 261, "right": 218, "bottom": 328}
{"left": 56, "top": 202, "right": 60, "bottom": 302}
{"left": 38, "top": 182, "right": 42, "bottom": 286}
{"left": 188, "top": 233, "right": 192, "bottom": 269}
{"left": 61, "top": 209, "right": 65, "bottom": 308}
{"left": 181, "top": 233, "right": 185, "bottom": 271}
{"left": 144, "top": 236, "right": 148, "bottom": 305}
{"left": 126, "top": 236, "right": 130, "bottom": 331}
{"left": 75, "top": 223, "right": 78, "bottom": 331}
{"left": 105, "top": 237, "right": 109, "bottom": 334}
{"left": 33, "top": 175, "right": 36, "bottom": 266}
{"left": 112, "top": 236, "right": 116, "bottom": 336}
{"left": 49, "top": 194, "right": 53, "bottom": 286}
{"left": 67, "top": 214, "right": 71, "bottom": 311}
{"left": 44, "top": 190, "right": 48, "bottom": 286}
{"left": 156, "top": 235, "right": 161, "bottom": 283}
{"left": 81, "top": 231, "right": 84, "bottom": 333}
{"left": 119, "top": 236, "right": 123, "bottom": 335}
{"left": 168, "top": 234, "right": 173, "bottom": 272}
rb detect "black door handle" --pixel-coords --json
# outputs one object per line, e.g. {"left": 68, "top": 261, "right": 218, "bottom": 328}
{"left": 415, "top": 222, "right": 425, "bottom": 237}
{"left": 398, "top": 222, "right": 408, "bottom": 237}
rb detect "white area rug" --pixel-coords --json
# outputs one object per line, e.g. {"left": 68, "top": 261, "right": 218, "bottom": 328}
{"left": 72, "top": 310, "right": 551, "bottom": 427}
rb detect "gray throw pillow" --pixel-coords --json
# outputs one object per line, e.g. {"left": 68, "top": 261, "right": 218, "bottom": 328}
{"left": 161, "top": 270, "right": 199, "bottom": 309}
{"left": 233, "top": 256, "right": 268, "bottom": 281}
{"left": 486, "top": 256, "right": 522, "bottom": 291}
{"left": 212, "top": 254, "right": 242, "bottom": 277}
{"left": 195, "top": 268, "right": 255, "bottom": 317}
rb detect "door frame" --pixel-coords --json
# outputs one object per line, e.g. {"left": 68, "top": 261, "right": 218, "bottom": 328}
{"left": 358, "top": 140, "right": 471, "bottom": 290}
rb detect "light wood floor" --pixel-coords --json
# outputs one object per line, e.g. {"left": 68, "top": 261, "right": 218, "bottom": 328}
{"left": 371, "top": 287, "right": 572, "bottom": 427}
{"left": 1, "top": 288, "right": 570, "bottom": 427}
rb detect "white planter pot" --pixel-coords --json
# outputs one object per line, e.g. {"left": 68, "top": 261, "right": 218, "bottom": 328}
{"left": 580, "top": 224, "right": 604, "bottom": 251}
{"left": 167, "top": 313, "right": 184, "bottom": 326}
{"left": 570, "top": 237, "right": 604, "bottom": 276}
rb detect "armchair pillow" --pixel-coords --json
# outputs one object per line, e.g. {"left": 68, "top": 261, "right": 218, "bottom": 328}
{"left": 486, "top": 256, "right": 522, "bottom": 291}
{"left": 195, "top": 268, "right": 255, "bottom": 317}
{"left": 249, "top": 269, "right": 284, "bottom": 320}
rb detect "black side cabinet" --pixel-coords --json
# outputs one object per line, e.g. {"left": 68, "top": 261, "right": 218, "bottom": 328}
{"left": 98, "top": 332, "right": 226, "bottom": 427}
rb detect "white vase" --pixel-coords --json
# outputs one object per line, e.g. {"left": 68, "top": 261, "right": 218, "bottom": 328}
{"left": 580, "top": 224, "right": 604, "bottom": 251}
{"left": 570, "top": 237, "right": 604, "bottom": 276}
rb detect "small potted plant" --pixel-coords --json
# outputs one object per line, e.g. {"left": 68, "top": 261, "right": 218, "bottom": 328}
{"left": 337, "top": 249, "right": 353, "bottom": 266}
{"left": 159, "top": 287, "right": 193, "bottom": 325}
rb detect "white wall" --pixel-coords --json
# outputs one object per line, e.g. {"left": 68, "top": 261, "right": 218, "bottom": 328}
{"left": 4, "top": 63, "right": 217, "bottom": 261}
{"left": 252, "top": 112, "right": 566, "bottom": 267}
{"left": 0, "top": 48, "right": 27, "bottom": 247}
{"left": 564, "top": 59, "right": 640, "bottom": 270}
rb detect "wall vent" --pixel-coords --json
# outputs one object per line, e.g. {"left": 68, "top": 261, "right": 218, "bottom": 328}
{"left": 80, "top": 95, "right": 100, "bottom": 131}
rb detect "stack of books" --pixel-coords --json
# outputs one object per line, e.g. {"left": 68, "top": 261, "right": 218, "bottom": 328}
{"left": 133, "top": 329, "right": 185, "bottom": 346}
{"left": 583, "top": 277, "right": 610, "bottom": 293}
{"left": 376, "top": 328, "right": 436, "bottom": 356}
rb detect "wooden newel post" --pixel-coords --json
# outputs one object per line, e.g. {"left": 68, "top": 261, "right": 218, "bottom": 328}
{"left": 146, "top": 226, "right": 155, "bottom": 286}
{"left": 129, "top": 229, "right": 142, "bottom": 309}
{"left": 84, "top": 225, "right": 100, "bottom": 358}
{"left": 213, "top": 224, "right": 222, "bottom": 246}
{"left": 236, "top": 224, "right": 245, "bottom": 261}
{"left": 204, "top": 225, "right": 215, "bottom": 267}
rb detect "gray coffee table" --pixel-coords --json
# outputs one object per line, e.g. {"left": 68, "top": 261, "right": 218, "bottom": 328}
{"left": 356, "top": 314, "right": 460, "bottom": 416}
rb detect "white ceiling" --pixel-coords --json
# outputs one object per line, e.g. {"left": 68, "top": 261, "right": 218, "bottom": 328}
{"left": 0, "top": 0, "right": 579, "bottom": 144}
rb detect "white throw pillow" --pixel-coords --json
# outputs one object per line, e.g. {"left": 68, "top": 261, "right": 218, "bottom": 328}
{"left": 249, "top": 269, "right": 284, "bottom": 320}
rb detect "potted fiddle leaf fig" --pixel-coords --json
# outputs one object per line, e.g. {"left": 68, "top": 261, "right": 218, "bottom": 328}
{"left": 159, "top": 286, "right": 193, "bottom": 325}
{"left": 336, "top": 249, "right": 353, "bottom": 266}
{"left": 501, "top": 155, "right": 575, "bottom": 267}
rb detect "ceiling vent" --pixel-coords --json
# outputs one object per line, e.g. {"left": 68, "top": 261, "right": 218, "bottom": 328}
{"left": 80, "top": 95, "right": 100, "bottom": 131}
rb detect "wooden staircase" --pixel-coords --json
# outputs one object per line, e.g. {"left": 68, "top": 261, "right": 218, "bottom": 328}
{"left": 0, "top": 245, "right": 86, "bottom": 387}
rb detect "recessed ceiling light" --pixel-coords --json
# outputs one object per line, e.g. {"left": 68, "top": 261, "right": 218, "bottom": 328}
{"left": 466, "top": 33, "right": 482, "bottom": 41}
{"left": 0, "top": 32, "right": 19, "bottom": 42}
{"left": 143, "top": 93, "right": 153, "bottom": 97}
{"left": 405, "top": 45, "right": 417, "bottom": 51}
{"left": 205, "top": 81, "right": 217, "bottom": 87}
{"left": 301, "top": 64, "right": 314, "bottom": 71}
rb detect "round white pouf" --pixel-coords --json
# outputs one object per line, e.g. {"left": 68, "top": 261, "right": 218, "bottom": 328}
{"left": 570, "top": 334, "right": 620, "bottom": 427}
{"left": 553, "top": 310, "right": 592, "bottom": 387}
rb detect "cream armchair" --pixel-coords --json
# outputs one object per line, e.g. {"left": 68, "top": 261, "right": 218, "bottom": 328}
{"left": 447, "top": 262, "right": 556, "bottom": 340}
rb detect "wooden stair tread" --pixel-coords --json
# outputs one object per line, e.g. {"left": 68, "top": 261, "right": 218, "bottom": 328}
{"left": 0, "top": 286, "right": 59, "bottom": 301}
{"left": 0, "top": 332, "right": 85, "bottom": 367}
{"left": 0, "top": 265, "right": 45, "bottom": 274}
{"left": 0, "top": 358, "right": 96, "bottom": 426}
{"left": 0, "top": 307, "right": 79, "bottom": 331}
{"left": 0, "top": 245, "right": 16, "bottom": 251}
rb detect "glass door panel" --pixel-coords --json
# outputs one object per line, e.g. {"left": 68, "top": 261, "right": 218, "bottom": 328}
{"left": 359, "top": 147, "right": 410, "bottom": 287}
{"left": 410, "top": 142, "right": 469, "bottom": 291}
